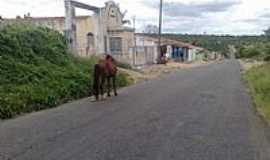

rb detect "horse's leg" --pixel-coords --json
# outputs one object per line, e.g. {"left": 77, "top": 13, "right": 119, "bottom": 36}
{"left": 93, "top": 64, "right": 99, "bottom": 101}
{"left": 100, "top": 75, "right": 105, "bottom": 100}
{"left": 94, "top": 83, "right": 99, "bottom": 100}
{"left": 107, "top": 76, "right": 111, "bottom": 97}
{"left": 94, "top": 78, "right": 99, "bottom": 101}
{"left": 113, "top": 75, "right": 118, "bottom": 96}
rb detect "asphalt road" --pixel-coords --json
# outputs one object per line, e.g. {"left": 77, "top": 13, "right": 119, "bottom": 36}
{"left": 1, "top": 60, "right": 270, "bottom": 160}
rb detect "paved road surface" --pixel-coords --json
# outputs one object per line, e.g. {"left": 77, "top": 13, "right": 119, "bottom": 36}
{"left": 1, "top": 60, "right": 270, "bottom": 160}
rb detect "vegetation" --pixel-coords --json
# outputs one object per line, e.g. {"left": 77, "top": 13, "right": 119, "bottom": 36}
{"left": 264, "top": 27, "right": 270, "bottom": 37}
{"left": 163, "top": 34, "right": 269, "bottom": 54}
{"left": 245, "top": 63, "right": 270, "bottom": 122}
{"left": 0, "top": 24, "right": 129, "bottom": 119}
{"left": 236, "top": 42, "right": 270, "bottom": 61}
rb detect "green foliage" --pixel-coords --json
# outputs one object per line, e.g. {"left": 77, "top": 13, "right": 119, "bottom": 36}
{"left": 237, "top": 44, "right": 261, "bottom": 58}
{"left": 142, "top": 33, "right": 270, "bottom": 59}
{"left": 236, "top": 42, "right": 270, "bottom": 60}
{"left": 160, "top": 34, "right": 270, "bottom": 56}
{"left": 116, "top": 72, "right": 130, "bottom": 87}
{"left": 245, "top": 63, "right": 270, "bottom": 122}
{"left": 264, "top": 27, "right": 270, "bottom": 37}
{"left": 0, "top": 24, "right": 129, "bottom": 119}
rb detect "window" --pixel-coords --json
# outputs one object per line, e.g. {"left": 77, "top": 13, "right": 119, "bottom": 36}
{"left": 110, "top": 37, "right": 122, "bottom": 54}
{"left": 86, "top": 33, "right": 95, "bottom": 55}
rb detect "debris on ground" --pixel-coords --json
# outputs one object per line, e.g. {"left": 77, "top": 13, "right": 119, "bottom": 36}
{"left": 119, "top": 61, "right": 210, "bottom": 84}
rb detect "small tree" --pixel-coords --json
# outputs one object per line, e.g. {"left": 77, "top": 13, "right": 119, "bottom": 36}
{"left": 143, "top": 24, "right": 158, "bottom": 34}
{"left": 264, "top": 27, "right": 270, "bottom": 36}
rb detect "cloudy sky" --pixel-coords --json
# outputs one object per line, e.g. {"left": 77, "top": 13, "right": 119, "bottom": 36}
{"left": 1, "top": 0, "right": 270, "bottom": 35}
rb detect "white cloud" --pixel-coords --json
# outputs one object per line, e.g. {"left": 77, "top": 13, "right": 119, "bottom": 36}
{"left": 1, "top": 0, "right": 270, "bottom": 35}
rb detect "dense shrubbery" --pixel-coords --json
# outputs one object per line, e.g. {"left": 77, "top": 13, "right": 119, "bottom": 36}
{"left": 0, "top": 25, "right": 129, "bottom": 119}
{"left": 236, "top": 42, "right": 270, "bottom": 61}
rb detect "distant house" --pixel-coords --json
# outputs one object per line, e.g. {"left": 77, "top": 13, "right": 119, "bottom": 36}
{"left": 134, "top": 34, "right": 204, "bottom": 65}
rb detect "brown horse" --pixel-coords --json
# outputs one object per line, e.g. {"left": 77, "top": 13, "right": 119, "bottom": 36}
{"left": 93, "top": 55, "right": 118, "bottom": 101}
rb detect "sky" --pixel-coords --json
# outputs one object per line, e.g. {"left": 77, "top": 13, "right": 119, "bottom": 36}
{"left": 1, "top": 0, "right": 270, "bottom": 35}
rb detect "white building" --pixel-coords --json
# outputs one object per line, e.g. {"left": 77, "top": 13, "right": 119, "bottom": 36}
{"left": 134, "top": 34, "right": 204, "bottom": 65}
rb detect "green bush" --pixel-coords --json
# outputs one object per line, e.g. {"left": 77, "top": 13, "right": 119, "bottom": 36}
{"left": 238, "top": 45, "right": 260, "bottom": 58}
{"left": 237, "top": 42, "right": 270, "bottom": 61}
{"left": 0, "top": 24, "right": 129, "bottom": 119}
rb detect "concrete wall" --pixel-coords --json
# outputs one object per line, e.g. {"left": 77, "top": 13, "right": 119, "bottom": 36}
{"left": 1, "top": 16, "right": 95, "bottom": 57}
{"left": 188, "top": 49, "right": 197, "bottom": 62}
{"left": 1, "top": 2, "right": 133, "bottom": 60}
{"left": 108, "top": 30, "right": 135, "bottom": 65}
{"left": 76, "top": 17, "right": 95, "bottom": 56}
{"left": 135, "top": 35, "right": 158, "bottom": 65}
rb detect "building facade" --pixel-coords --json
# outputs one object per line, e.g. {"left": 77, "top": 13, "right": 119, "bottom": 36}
{"left": 135, "top": 34, "right": 204, "bottom": 65}
{"left": 1, "top": 1, "right": 135, "bottom": 59}
{"left": 1, "top": 1, "right": 205, "bottom": 65}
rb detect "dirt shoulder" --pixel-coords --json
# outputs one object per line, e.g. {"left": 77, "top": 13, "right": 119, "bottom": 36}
{"left": 119, "top": 61, "right": 210, "bottom": 84}
{"left": 239, "top": 59, "right": 266, "bottom": 72}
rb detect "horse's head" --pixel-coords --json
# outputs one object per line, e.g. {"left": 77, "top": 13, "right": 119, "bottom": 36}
{"left": 106, "top": 54, "right": 112, "bottom": 60}
{"left": 105, "top": 54, "right": 115, "bottom": 63}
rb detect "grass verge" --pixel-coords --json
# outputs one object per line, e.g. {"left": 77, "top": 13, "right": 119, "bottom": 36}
{"left": 244, "top": 63, "right": 270, "bottom": 123}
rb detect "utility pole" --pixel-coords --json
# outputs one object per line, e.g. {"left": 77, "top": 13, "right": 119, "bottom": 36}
{"left": 65, "top": 0, "right": 77, "bottom": 55}
{"left": 132, "top": 16, "right": 137, "bottom": 66}
{"left": 158, "top": 0, "right": 163, "bottom": 64}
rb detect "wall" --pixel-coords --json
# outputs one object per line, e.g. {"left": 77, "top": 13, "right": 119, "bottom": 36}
{"left": 108, "top": 30, "right": 135, "bottom": 65}
{"left": 135, "top": 35, "right": 158, "bottom": 65}
{"left": 76, "top": 17, "right": 95, "bottom": 56}
{"left": 1, "top": 2, "right": 136, "bottom": 65}
{"left": 1, "top": 16, "right": 95, "bottom": 57}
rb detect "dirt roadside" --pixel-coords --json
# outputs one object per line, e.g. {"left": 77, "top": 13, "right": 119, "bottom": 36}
{"left": 119, "top": 61, "right": 211, "bottom": 84}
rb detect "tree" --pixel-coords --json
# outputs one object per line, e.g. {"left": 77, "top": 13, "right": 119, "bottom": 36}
{"left": 143, "top": 24, "right": 159, "bottom": 34}
{"left": 264, "top": 27, "right": 270, "bottom": 36}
